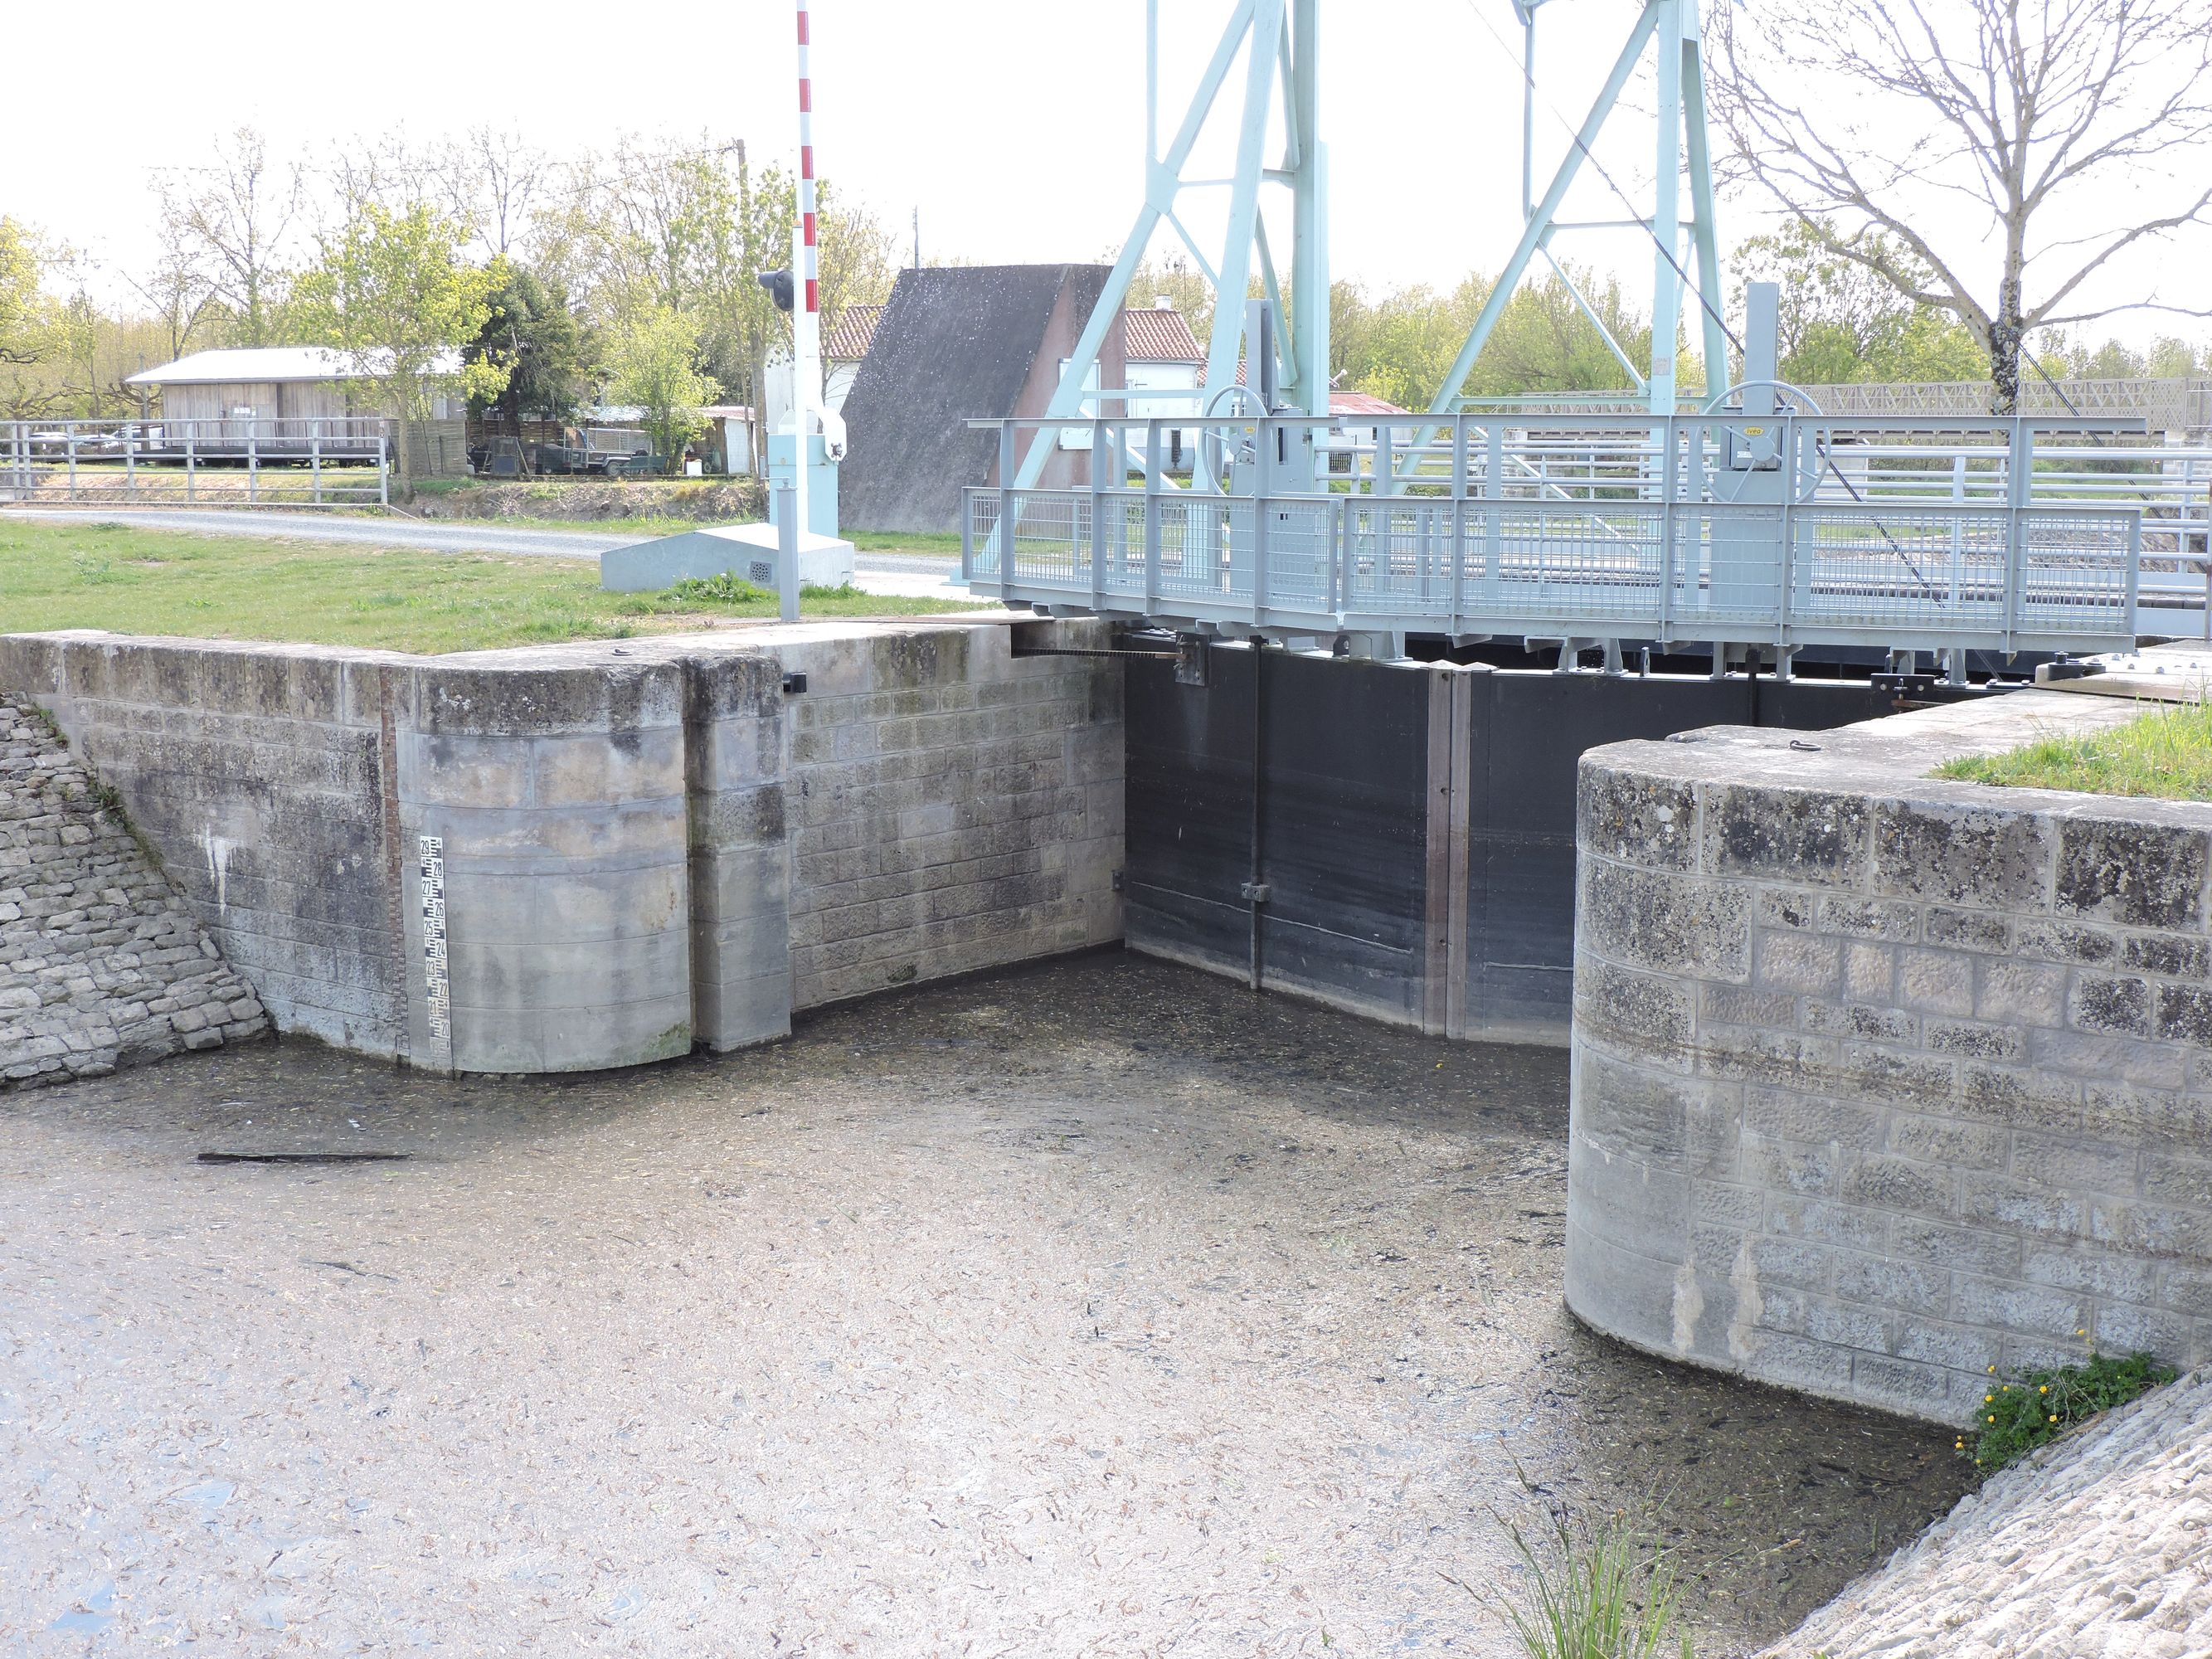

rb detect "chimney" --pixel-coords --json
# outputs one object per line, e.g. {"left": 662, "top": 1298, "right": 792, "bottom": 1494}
{"left": 1153, "top": 294, "right": 1174, "bottom": 309}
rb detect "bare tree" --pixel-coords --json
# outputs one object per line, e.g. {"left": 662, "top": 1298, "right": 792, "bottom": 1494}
{"left": 126, "top": 216, "right": 221, "bottom": 362}
{"left": 319, "top": 130, "right": 439, "bottom": 224}
{"left": 1714, "top": 0, "right": 2212, "bottom": 411}
{"left": 436, "top": 128, "right": 548, "bottom": 258}
{"left": 155, "top": 128, "right": 303, "bottom": 346}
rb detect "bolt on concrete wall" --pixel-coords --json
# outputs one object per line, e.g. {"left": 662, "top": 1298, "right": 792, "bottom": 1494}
{"left": 0, "top": 621, "right": 1125, "bottom": 1077}
{"left": 1569, "top": 692, "right": 2212, "bottom": 1424}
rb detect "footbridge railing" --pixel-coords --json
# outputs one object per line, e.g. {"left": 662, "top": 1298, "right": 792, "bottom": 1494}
{"left": 963, "top": 413, "right": 2167, "bottom": 656}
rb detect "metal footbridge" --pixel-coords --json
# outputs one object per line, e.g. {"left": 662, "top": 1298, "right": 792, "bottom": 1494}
{"left": 954, "top": 0, "right": 2212, "bottom": 664}
{"left": 963, "top": 405, "right": 2185, "bottom": 662}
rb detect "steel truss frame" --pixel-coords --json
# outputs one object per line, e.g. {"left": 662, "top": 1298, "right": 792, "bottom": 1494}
{"left": 1034, "top": 0, "right": 1723, "bottom": 481}
{"left": 1014, "top": 0, "right": 1324, "bottom": 491}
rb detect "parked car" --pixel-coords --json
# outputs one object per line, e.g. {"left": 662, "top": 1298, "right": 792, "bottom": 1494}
{"left": 530, "top": 441, "right": 631, "bottom": 476}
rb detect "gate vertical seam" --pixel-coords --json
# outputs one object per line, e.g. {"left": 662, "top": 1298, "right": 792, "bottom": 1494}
{"left": 1422, "top": 665, "right": 1456, "bottom": 1036}
{"left": 1445, "top": 669, "right": 1475, "bottom": 1040}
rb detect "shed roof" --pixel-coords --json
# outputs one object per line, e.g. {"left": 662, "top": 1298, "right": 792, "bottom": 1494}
{"left": 823, "top": 304, "right": 882, "bottom": 362}
{"left": 1121, "top": 306, "right": 1204, "bottom": 362}
{"left": 124, "top": 346, "right": 465, "bottom": 386}
{"left": 839, "top": 264, "right": 1116, "bottom": 535}
{"left": 1330, "top": 392, "right": 1410, "bottom": 416}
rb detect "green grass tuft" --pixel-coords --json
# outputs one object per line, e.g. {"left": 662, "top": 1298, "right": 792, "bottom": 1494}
{"left": 666, "top": 572, "right": 774, "bottom": 605}
{"left": 1484, "top": 1511, "right": 1694, "bottom": 1659}
{"left": 1935, "top": 700, "right": 2212, "bottom": 800}
{"left": 1958, "top": 1348, "right": 2176, "bottom": 1472}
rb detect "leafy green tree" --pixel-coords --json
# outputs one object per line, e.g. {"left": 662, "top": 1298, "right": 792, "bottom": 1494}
{"left": 1466, "top": 269, "right": 1655, "bottom": 399}
{"left": 468, "top": 264, "right": 592, "bottom": 429}
{"left": 1733, "top": 220, "right": 1984, "bottom": 386}
{"left": 606, "top": 307, "right": 714, "bottom": 469}
{"left": 2146, "top": 338, "right": 2212, "bottom": 378}
{"left": 1334, "top": 276, "right": 1495, "bottom": 409}
{"left": 1864, "top": 308, "right": 1988, "bottom": 382}
{"left": 0, "top": 218, "right": 47, "bottom": 369}
{"left": 1331, "top": 267, "right": 1652, "bottom": 408}
{"left": 532, "top": 137, "right": 892, "bottom": 470}
{"left": 2030, "top": 333, "right": 2211, "bottom": 381}
{"left": 290, "top": 202, "right": 508, "bottom": 421}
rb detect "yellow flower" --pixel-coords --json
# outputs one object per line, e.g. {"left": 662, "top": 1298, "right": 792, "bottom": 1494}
{"left": 1986, "top": 1394, "right": 1994, "bottom": 1403}
{"left": 2049, "top": 1414, "right": 2059, "bottom": 1423}
{"left": 1988, "top": 1415, "right": 1996, "bottom": 1423}
{"left": 1988, "top": 1365, "right": 1997, "bottom": 1374}
{"left": 2040, "top": 1385, "right": 2048, "bottom": 1394}
{"left": 2076, "top": 1329, "right": 2086, "bottom": 1336}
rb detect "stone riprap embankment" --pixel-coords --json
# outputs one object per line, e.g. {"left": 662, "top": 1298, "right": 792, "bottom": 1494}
{"left": 0, "top": 620, "right": 1121, "bottom": 1076}
{"left": 1767, "top": 1366, "right": 2212, "bottom": 1657}
{"left": 1569, "top": 691, "right": 2212, "bottom": 1424}
{"left": 0, "top": 699, "right": 265, "bottom": 1087}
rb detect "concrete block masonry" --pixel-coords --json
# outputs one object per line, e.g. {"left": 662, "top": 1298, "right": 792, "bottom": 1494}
{"left": 0, "top": 620, "right": 1124, "bottom": 1075}
{"left": 0, "top": 698, "right": 266, "bottom": 1087}
{"left": 1570, "top": 691, "right": 2212, "bottom": 1424}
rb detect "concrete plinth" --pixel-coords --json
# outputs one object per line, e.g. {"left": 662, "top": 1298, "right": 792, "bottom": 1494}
{"left": 599, "top": 523, "right": 857, "bottom": 593}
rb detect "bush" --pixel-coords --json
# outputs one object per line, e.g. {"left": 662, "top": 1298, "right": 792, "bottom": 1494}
{"left": 1958, "top": 1348, "right": 2176, "bottom": 1472}
{"left": 1486, "top": 1511, "right": 1694, "bottom": 1659}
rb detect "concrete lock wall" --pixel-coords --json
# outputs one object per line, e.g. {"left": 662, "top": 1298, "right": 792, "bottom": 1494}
{"left": 1568, "top": 693, "right": 2212, "bottom": 1424}
{"left": 0, "top": 621, "right": 1123, "bottom": 1075}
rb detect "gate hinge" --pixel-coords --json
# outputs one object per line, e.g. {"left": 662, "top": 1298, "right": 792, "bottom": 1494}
{"left": 1240, "top": 881, "right": 1271, "bottom": 904}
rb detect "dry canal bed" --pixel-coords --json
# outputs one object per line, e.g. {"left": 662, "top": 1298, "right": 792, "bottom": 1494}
{"left": 1, "top": 954, "right": 1970, "bottom": 1654}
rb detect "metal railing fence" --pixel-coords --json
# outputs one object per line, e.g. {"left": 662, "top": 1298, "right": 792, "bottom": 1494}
{"left": 0, "top": 417, "right": 392, "bottom": 508}
{"left": 963, "top": 412, "right": 2151, "bottom": 654}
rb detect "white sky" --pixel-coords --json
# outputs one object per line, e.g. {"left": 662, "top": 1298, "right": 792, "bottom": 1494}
{"left": 7, "top": 0, "right": 2204, "bottom": 348}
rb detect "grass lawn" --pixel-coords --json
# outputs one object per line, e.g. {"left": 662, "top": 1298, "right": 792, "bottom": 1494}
{"left": 1935, "top": 699, "right": 2212, "bottom": 800}
{"left": 847, "top": 529, "right": 960, "bottom": 558}
{"left": 0, "top": 517, "right": 976, "bottom": 655}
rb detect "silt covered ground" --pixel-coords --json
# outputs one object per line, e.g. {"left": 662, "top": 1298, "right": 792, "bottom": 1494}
{"left": 0, "top": 953, "right": 1971, "bottom": 1654}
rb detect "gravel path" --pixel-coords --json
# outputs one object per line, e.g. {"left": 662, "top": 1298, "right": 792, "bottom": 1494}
{"left": 1, "top": 954, "right": 1968, "bottom": 1655}
{"left": 1767, "top": 1367, "right": 2211, "bottom": 1657}
{"left": 5, "top": 508, "right": 970, "bottom": 599}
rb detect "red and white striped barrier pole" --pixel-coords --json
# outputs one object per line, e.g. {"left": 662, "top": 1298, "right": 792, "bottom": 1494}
{"left": 790, "top": 1, "right": 821, "bottom": 545}
{"left": 796, "top": 0, "right": 820, "bottom": 321}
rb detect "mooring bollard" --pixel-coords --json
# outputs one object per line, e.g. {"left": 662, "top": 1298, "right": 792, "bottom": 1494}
{"left": 774, "top": 479, "right": 800, "bottom": 623}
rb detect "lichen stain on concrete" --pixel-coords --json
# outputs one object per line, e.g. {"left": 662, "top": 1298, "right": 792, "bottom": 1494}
{"left": 198, "top": 826, "right": 238, "bottom": 912}
{"left": 1728, "top": 1233, "right": 1766, "bottom": 1363}
{"left": 1672, "top": 1258, "right": 1704, "bottom": 1355}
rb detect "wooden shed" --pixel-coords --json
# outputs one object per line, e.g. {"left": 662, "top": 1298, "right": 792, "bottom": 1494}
{"left": 124, "top": 347, "right": 472, "bottom": 474}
